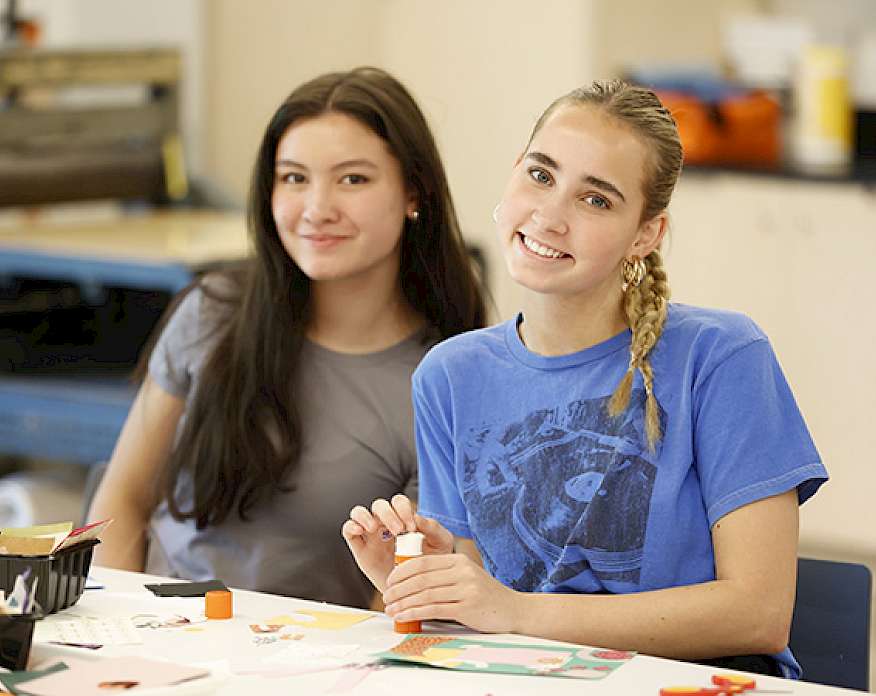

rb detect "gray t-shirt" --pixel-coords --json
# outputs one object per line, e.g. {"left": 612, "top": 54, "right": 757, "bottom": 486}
{"left": 146, "top": 277, "right": 429, "bottom": 608}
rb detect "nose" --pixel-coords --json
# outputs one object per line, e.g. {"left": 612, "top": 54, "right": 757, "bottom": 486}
{"left": 302, "top": 184, "right": 340, "bottom": 225}
{"left": 530, "top": 196, "right": 569, "bottom": 236}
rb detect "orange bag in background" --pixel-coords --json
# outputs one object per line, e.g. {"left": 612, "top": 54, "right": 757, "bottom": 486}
{"left": 655, "top": 89, "right": 782, "bottom": 168}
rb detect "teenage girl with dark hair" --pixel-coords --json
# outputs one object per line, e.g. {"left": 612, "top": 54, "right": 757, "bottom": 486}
{"left": 90, "top": 66, "right": 486, "bottom": 609}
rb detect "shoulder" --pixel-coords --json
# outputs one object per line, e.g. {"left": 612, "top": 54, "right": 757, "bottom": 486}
{"left": 413, "top": 321, "right": 509, "bottom": 386}
{"left": 160, "top": 272, "right": 239, "bottom": 348}
{"left": 662, "top": 303, "right": 766, "bottom": 355}
{"left": 659, "top": 303, "right": 775, "bottom": 387}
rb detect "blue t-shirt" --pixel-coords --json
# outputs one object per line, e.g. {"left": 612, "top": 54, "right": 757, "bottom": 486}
{"left": 413, "top": 303, "right": 827, "bottom": 678}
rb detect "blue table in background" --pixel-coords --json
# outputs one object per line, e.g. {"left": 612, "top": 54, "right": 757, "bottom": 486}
{"left": 0, "top": 209, "right": 248, "bottom": 465}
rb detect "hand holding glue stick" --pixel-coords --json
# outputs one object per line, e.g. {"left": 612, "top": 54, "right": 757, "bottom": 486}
{"left": 341, "top": 494, "right": 453, "bottom": 593}
{"left": 343, "top": 494, "right": 521, "bottom": 634}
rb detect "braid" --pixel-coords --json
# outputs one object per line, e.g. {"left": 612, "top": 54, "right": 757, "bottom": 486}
{"left": 608, "top": 250, "right": 670, "bottom": 451}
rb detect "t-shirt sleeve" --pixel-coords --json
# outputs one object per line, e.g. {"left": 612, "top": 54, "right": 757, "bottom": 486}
{"left": 147, "top": 287, "right": 204, "bottom": 398}
{"left": 693, "top": 337, "right": 827, "bottom": 527}
{"left": 412, "top": 359, "right": 472, "bottom": 538}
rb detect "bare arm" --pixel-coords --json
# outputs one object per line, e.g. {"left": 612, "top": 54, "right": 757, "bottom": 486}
{"left": 89, "top": 376, "right": 185, "bottom": 571}
{"left": 384, "top": 491, "right": 799, "bottom": 659}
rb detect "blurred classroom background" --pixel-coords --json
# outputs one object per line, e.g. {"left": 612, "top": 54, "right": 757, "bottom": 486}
{"left": 1, "top": 0, "right": 874, "bottom": 682}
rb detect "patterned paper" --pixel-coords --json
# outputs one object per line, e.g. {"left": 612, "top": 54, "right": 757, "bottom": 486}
{"left": 374, "top": 635, "right": 635, "bottom": 679}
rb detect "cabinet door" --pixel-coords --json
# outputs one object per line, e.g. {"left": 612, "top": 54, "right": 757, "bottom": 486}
{"left": 667, "top": 173, "right": 876, "bottom": 553}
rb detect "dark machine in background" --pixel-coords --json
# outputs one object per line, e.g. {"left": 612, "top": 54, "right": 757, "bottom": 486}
{"left": 0, "top": 44, "right": 246, "bottom": 465}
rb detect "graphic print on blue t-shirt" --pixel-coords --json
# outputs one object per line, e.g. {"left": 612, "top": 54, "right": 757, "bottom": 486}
{"left": 462, "top": 388, "right": 663, "bottom": 595}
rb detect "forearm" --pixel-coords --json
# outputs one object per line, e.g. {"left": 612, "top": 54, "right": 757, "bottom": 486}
{"left": 89, "top": 492, "right": 151, "bottom": 572}
{"left": 510, "top": 579, "right": 790, "bottom": 659}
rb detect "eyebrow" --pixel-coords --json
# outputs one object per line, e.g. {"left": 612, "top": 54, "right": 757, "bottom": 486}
{"left": 526, "top": 151, "right": 626, "bottom": 203}
{"left": 274, "top": 158, "right": 379, "bottom": 171}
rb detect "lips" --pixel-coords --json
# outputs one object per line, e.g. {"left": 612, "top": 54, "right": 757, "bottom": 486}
{"left": 300, "top": 234, "right": 349, "bottom": 248}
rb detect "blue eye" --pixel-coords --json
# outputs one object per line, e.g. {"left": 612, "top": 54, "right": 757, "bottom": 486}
{"left": 583, "top": 194, "right": 610, "bottom": 209}
{"left": 528, "top": 167, "right": 552, "bottom": 185}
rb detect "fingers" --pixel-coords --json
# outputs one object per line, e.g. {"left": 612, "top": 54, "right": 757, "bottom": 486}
{"left": 391, "top": 494, "right": 417, "bottom": 532}
{"left": 384, "top": 585, "right": 461, "bottom": 616}
{"left": 383, "top": 563, "right": 459, "bottom": 605}
{"left": 414, "top": 513, "right": 454, "bottom": 549}
{"left": 387, "top": 601, "right": 461, "bottom": 624}
{"left": 343, "top": 496, "right": 418, "bottom": 549}
{"left": 348, "top": 505, "right": 379, "bottom": 534}
{"left": 340, "top": 519, "right": 366, "bottom": 545}
{"left": 370, "top": 496, "right": 417, "bottom": 536}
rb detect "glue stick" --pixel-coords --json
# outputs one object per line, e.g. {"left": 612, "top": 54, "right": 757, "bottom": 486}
{"left": 393, "top": 531, "right": 424, "bottom": 633}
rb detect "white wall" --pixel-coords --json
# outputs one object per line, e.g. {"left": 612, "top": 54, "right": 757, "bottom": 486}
{"left": 204, "top": 0, "right": 598, "bottom": 314}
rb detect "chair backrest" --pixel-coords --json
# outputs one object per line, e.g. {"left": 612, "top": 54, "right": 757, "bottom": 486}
{"left": 789, "top": 557, "right": 872, "bottom": 691}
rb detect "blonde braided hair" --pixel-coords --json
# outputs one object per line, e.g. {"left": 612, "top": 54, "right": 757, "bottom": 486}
{"left": 608, "top": 250, "right": 670, "bottom": 450}
{"left": 528, "top": 80, "right": 683, "bottom": 451}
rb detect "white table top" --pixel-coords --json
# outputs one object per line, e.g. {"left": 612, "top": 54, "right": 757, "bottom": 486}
{"left": 26, "top": 567, "right": 857, "bottom": 696}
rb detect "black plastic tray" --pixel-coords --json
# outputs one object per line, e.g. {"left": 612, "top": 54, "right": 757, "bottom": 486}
{"left": 0, "top": 539, "right": 98, "bottom": 614}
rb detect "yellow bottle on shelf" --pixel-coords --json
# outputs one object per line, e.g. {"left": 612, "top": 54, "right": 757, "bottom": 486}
{"left": 794, "top": 44, "right": 852, "bottom": 174}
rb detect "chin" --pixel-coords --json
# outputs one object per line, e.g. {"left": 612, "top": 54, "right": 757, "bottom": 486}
{"left": 507, "top": 266, "right": 562, "bottom": 295}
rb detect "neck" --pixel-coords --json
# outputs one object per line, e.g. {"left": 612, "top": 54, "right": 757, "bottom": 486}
{"left": 518, "top": 289, "right": 627, "bottom": 356}
{"left": 307, "top": 274, "right": 423, "bottom": 354}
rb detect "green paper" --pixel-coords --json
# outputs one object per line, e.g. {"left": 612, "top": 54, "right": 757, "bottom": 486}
{"left": 374, "top": 635, "right": 635, "bottom": 680}
{"left": 0, "top": 662, "right": 67, "bottom": 694}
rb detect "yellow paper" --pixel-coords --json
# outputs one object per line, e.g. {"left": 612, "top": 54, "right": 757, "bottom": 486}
{"left": 0, "top": 521, "right": 72, "bottom": 537}
{"left": 0, "top": 536, "right": 59, "bottom": 555}
{"left": 0, "top": 522, "right": 73, "bottom": 555}
{"left": 264, "top": 610, "right": 373, "bottom": 630}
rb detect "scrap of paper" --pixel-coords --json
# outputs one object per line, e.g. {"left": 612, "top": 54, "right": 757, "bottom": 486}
{"left": 0, "top": 520, "right": 111, "bottom": 556}
{"left": 264, "top": 609, "right": 373, "bottom": 630}
{"left": 230, "top": 643, "right": 361, "bottom": 678}
{"left": 131, "top": 612, "right": 207, "bottom": 630}
{"left": 34, "top": 615, "right": 143, "bottom": 646}
{"left": 248, "top": 624, "right": 304, "bottom": 646}
{"left": 374, "top": 635, "right": 636, "bottom": 679}
{"left": 144, "top": 579, "right": 227, "bottom": 597}
{"left": 12, "top": 655, "right": 209, "bottom": 696}
{"left": 324, "top": 663, "right": 387, "bottom": 694}
{"left": 0, "top": 661, "right": 68, "bottom": 693}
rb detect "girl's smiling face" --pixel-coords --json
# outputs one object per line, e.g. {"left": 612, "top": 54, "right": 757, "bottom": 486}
{"left": 271, "top": 111, "right": 416, "bottom": 285}
{"left": 496, "top": 104, "right": 664, "bottom": 300}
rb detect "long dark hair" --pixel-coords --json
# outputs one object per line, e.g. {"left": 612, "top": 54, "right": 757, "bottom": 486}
{"left": 161, "top": 67, "right": 486, "bottom": 528}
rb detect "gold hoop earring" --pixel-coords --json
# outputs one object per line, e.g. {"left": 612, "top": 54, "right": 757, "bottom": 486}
{"left": 409, "top": 210, "right": 419, "bottom": 222}
{"left": 621, "top": 256, "right": 646, "bottom": 291}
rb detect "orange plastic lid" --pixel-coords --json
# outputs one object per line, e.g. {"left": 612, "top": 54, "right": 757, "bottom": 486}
{"left": 205, "top": 589, "right": 233, "bottom": 619}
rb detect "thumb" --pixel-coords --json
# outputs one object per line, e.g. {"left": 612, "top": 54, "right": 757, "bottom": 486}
{"left": 414, "top": 513, "right": 453, "bottom": 546}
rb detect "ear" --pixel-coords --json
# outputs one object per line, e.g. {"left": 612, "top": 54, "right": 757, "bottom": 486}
{"left": 628, "top": 211, "right": 667, "bottom": 259}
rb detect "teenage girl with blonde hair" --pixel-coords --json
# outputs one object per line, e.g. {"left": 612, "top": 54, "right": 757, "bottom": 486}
{"left": 342, "top": 80, "right": 827, "bottom": 677}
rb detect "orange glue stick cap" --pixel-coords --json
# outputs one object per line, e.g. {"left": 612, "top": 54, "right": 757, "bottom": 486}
{"left": 205, "top": 589, "right": 233, "bottom": 619}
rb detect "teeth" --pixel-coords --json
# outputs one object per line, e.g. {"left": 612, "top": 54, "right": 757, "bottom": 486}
{"left": 522, "top": 234, "right": 564, "bottom": 259}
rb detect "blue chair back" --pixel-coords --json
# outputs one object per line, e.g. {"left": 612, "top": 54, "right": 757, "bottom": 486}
{"left": 789, "top": 557, "right": 871, "bottom": 691}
